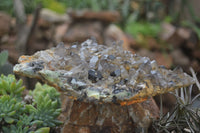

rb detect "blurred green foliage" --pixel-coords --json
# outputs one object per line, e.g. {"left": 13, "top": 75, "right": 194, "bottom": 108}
{"left": 35, "top": 0, "right": 66, "bottom": 14}
{"left": 0, "top": 51, "right": 8, "bottom": 66}
{"left": 0, "top": 0, "right": 67, "bottom": 15}
{"left": 125, "top": 21, "right": 161, "bottom": 38}
{"left": 0, "top": 0, "right": 14, "bottom": 15}
{"left": 0, "top": 0, "right": 199, "bottom": 39}
{"left": 66, "top": 0, "right": 163, "bottom": 28}
{"left": 0, "top": 74, "right": 62, "bottom": 133}
{"left": 0, "top": 51, "right": 13, "bottom": 75}
{"left": 0, "top": 0, "right": 162, "bottom": 28}
{"left": 182, "top": 21, "right": 200, "bottom": 39}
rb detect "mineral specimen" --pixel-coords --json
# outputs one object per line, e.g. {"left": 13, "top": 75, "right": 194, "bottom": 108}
{"left": 14, "top": 39, "right": 195, "bottom": 105}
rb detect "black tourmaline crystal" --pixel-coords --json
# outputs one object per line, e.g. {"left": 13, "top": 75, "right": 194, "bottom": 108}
{"left": 88, "top": 69, "right": 103, "bottom": 83}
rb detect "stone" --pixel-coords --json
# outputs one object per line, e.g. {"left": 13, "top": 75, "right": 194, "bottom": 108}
{"left": 14, "top": 39, "right": 195, "bottom": 104}
{"left": 40, "top": 9, "right": 71, "bottom": 24}
{"left": 171, "top": 49, "right": 190, "bottom": 66}
{"left": 104, "top": 24, "right": 131, "bottom": 51}
{"left": 14, "top": 39, "right": 195, "bottom": 132}
{"left": 67, "top": 9, "right": 120, "bottom": 23}
{"left": 159, "top": 23, "right": 184, "bottom": 47}
{"left": 63, "top": 21, "right": 103, "bottom": 43}
{"left": 55, "top": 23, "right": 69, "bottom": 42}
{"left": 159, "top": 23, "right": 176, "bottom": 41}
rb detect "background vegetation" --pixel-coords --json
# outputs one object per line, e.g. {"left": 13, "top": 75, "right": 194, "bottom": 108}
{"left": 0, "top": 0, "right": 199, "bottom": 38}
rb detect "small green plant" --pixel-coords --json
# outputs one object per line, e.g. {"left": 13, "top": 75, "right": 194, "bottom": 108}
{"left": 0, "top": 74, "right": 25, "bottom": 98}
{"left": 0, "top": 51, "right": 13, "bottom": 75}
{"left": 30, "top": 95, "right": 62, "bottom": 127}
{"left": 153, "top": 68, "right": 200, "bottom": 132}
{"left": 29, "top": 83, "right": 62, "bottom": 127}
{"left": 30, "top": 82, "right": 61, "bottom": 107}
{"left": 0, "top": 74, "right": 62, "bottom": 133}
{"left": 0, "top": 95, "right": 24, "bottom": 124}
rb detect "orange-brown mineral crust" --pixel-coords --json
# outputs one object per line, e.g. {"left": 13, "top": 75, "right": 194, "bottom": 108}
{"left": 14, "top": 39, "right": 195, "bottom": 132}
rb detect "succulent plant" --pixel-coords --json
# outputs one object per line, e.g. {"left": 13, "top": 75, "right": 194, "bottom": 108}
{"left": 28, "top": 82, "right": 62, "bottom": 127}
{"left": 30, "top": 94, "right": 62, "bottom": 127}
{"left": 0, "top": 74, "right": 25, "bottom": 99}
{"left": 2, "top": 124, "right": 29, "bottom": 133}
{"left": 0, "top": 74, "right": 62, "bottom": 133}
{"left": 3, "top": 123, "right": 50, "bottom": 133}
{"left": 2, "top": 110, "right": 51, "bottom": 133}
{"left": 30, "top": 82, "right": 61, "bottom": 108}
{"left": 0, "top": 95, "right": 24, "bottom": 124}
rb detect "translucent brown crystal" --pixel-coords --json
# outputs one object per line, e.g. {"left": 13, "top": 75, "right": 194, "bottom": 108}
{"left": 14, "top": 39, "right": 195, "bottom": 104}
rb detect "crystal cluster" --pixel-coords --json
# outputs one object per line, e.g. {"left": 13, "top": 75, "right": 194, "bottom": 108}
{"left": 14, "top": 39, "right": 195, "bottom": 104}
